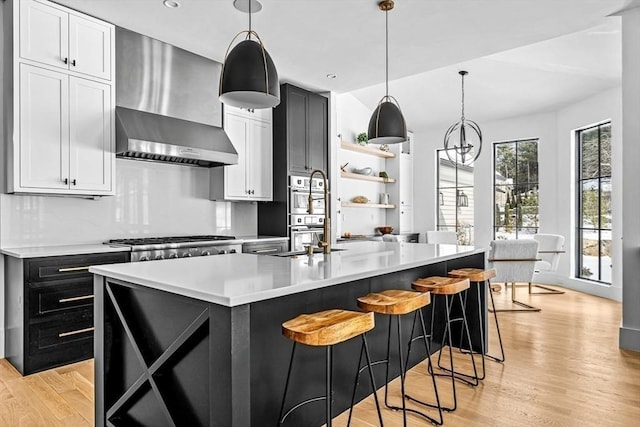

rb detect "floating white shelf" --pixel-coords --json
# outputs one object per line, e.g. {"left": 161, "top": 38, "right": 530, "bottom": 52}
{"left": 341, "top": 202, "right": 396, "bottom": 209}
{"left": 340, "top": 141, "right": 396, "bottom": 158}
{"left": 340, "top": 171, "right": 396, "bottom": 183}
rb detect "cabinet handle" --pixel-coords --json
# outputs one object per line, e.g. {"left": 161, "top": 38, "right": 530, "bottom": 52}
{"left": 71, "top": 59, "right": 76, "bottom": 67}
{"left": 71, "top": 179, "right": 77, "bottom": 186}
{"left": 254, "top": 248, "right": 279, "bottom": 253}
{"left": 58, "top": 327, "right": 94, "bottom": 338}
{"left": 58, "top": 266, "right": 90, "bottom": 272}
{"left": 63, "top": 57, "right": 68, "bottom": 64}
{"left": 59, "top": 294, "right": 94, "bottom": 303}
{"left": 63, "top": 178, "right": 69, "bottom": 185}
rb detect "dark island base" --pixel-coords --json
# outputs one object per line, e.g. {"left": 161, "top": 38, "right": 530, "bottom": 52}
{"left": 94, "top": 252, "right": 485, "bottom": 427}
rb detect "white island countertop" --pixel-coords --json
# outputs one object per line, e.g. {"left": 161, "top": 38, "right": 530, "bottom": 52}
{"left": 90, "top": 242, "right": 485, "bottom": 307}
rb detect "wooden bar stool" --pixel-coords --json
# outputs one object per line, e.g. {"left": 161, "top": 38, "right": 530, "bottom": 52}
{"left": 448, "top": 268, "right": 505, "bottom": 373}
{"left": 356, "top": 289, "right": 444, "bottom": 426}
{"left": 412, "top": 276, "right": 478, "bottom": 412}
{"left": 278, "top": 309, "right": 384, "bottom": 427}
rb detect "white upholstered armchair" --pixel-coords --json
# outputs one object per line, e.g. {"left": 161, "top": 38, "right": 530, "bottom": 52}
{"left": 488, "top": 239, "right": 540, "bottom": 312}
{"left": 530, "top": 233, "right": 565, "bottom": 295}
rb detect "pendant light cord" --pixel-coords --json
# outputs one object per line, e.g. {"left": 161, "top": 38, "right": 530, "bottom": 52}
{"left": 248, "top": 0, "right": 252, "bottom": 36}
{"left": 385, "top": 9, "right": 389, "bottom": 98}
{"left": 460, "top": 73, "right": 465, "bottom": 121}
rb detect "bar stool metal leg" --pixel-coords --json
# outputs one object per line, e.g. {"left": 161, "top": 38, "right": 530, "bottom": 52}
{"left": 404, "top": 309, "right": 445, "bottom": 424}
{"left": 436, "top": 294, "right": 479, "bottom": 387}
{"left": 486, "top": 279, "right": 505, "bottom": 362}
{"left": 347, "top": 334, "right": 384, "bottom": 426}
{"left": 458, "top": 283, "right": 487, "bottom": 380}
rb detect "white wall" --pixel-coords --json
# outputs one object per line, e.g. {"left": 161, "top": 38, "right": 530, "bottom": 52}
{"left": 620, "top": 7, "right": 640, "bottom": 351}
{"left": 0, "top": 160, "right": 257, "bottom": 247}
{"left": 414, "top": 87, "right": 622, "bottom": 301}
{"left": 335, "top": 93, "right": 388, "bottom": 236}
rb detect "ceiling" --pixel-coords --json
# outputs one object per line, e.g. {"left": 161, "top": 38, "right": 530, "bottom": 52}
{"left": 55, "top": 0, "right": 636, "bottom": 132}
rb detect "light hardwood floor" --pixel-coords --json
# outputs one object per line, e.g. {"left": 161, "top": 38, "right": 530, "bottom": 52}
{"left": 1, "top": 285, "right": 639, "bottom": 426}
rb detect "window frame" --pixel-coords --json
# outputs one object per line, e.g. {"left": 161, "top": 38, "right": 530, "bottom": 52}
{"left": 575, "top": 121, "right": 612, "bottom": 285}
{"left": 492, "top": 138, "right": 540, "bottom": 240}
{"left": 436, "top": 148, "right": 474, "bottom": 244}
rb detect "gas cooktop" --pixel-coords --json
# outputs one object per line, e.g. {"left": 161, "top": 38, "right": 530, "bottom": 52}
{"left": 108, "top": 235, "right": 236, "bottom": 246}
{"left": 106, "top": 235, "right": 240, "bottom": 262}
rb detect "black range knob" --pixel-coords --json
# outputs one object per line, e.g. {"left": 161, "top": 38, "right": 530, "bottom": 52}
{"left": 183, "top": 253, "right": 192, "bottom": 257}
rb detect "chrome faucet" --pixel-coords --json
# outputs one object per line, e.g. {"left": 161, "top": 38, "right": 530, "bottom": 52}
{"left": 307, "top": 169, "right": 331, "bottom": 254}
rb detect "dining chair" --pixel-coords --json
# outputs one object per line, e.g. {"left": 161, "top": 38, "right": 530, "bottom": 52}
{"left": 488, "top": 239, "right": 541, "bottom": 312}
{"left": 530, "top": 233, "right": 565, "bottom": 295}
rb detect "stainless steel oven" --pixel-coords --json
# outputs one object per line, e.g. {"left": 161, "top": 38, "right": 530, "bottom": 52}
{"left": 289, "top": 175, "right": 327, "bottom": 250}
{"left": 290, "top": 191, "right": 325, "bottom": 215}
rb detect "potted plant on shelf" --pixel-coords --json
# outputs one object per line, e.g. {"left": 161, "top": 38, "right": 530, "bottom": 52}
{"left": 356, "top": 132, "right": 368, "bottom": 146}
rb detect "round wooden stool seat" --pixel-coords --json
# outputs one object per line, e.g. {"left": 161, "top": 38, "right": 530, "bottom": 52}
{"left": 282, "top": 309, "right": 374, "bottom": 347}
{"left": 412, "top": 276, "right": 470, "bottom": 294}
{"left": 357, "top": 289, "right": 430, "bottom": 315}
{"left": 448, "top": 268, "right": 496, "bottom": 282}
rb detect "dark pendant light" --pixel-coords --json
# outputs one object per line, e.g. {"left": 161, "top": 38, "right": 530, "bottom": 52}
{"left": 219, "top": 0, "right": 280, "bottom": 109}
{"left": 367, "top": 0, "right": 407, "bottom": 144}
{"left": 443, "top": 71, "right": 482, "bottom": 164}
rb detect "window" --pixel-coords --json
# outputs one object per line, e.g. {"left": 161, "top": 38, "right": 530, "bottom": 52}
{"left": 436, "top": 149, "right": 474, "bottom": 244}
{"left": 493, "top": 139, "right": 539, "bottom": 239}
{"left": 577, "top": 122, "right": 611, "bottom": 284}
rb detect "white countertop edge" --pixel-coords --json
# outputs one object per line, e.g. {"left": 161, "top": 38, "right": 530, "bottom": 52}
{"left": 1, "top": 244, "right": 131, "bottom": 258}
{"left": 91, "top": 247, "right": 486, "bottom": 307}
{"left": 1, "top": 236, "right": 289, "bottom": 258}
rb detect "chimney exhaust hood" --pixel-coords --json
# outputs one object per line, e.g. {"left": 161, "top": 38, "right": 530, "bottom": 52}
{"left": 115, "top": 28, "right": 238, "bottom": 167}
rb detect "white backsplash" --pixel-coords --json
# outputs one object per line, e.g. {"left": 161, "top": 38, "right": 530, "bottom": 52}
{"left": 0, "top": 159, "right": 257, "bottom": 248}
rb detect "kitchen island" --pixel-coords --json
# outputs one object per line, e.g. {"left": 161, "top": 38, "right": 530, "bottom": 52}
{"left": 90, "top": 241, "right": 486, "bottom": 427}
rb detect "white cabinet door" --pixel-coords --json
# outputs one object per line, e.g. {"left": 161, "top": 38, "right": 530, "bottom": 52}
{"left": 224, "top": 113, "right": 249, "bottom": 199}
{"left": 399, "top": 206, "right": 414, "bottom": 233}
{"left": 68, "top": 15, "right": 112, "bottom": 80}
{"left": 68, "top": 76, "right": 112, "bottom": 193}
{"left": 19, "top": 64, "right": 69, "bottom": 190}
{"left": 399, "top": 153, "right": 413, "bottom": 207}
{"left": 247, "top": 119, "right": 273, "bottom": 200}
{"left": 20, "top": 0, "right": 69, "bottom": 71}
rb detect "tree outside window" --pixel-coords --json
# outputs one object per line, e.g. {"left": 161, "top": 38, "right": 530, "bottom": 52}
{"left": 577, "top": 122, "right": 611, "bottom": 284}
{"left": 493, "top": 139, "right": 539, "bottom": 239}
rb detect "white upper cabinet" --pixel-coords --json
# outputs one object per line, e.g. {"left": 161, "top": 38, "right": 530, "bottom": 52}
{"left": 69, "top": 76, "right": 113, "bottom": 192}
{"left": 9, "top": 0, "right": 115, "bottom": 196}
{"left": 19, "top": 65, "right": 69, "bottom": 190}
{"left": 20, "top": 0, "right": 112, "bottom": 81}
{"left": 210, "top": 107, "right": 273, "bottom": 201}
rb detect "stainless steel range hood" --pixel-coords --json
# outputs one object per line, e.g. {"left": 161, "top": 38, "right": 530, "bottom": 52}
{"left": 115, "top": 28, "right": 237, "bottom": 167}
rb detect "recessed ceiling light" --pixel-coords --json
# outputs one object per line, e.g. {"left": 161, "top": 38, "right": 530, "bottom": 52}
{"left": 163, "top": 0, "right": 180, "bottom": 8}
{"left": 326, "top": 74, "right": 337, "bottom": 79}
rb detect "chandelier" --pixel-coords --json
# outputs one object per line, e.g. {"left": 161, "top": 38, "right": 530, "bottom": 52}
{"left": 443, "top": 71, "right": 482, "bottom": 164}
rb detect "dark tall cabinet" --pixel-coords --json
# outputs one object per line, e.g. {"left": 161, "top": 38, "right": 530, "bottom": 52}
{"left": 258, "top": 83, "right": 329, "bottom": 238}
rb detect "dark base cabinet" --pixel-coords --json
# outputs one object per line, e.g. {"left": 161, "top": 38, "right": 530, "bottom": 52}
{"left": 5, "top": 252, "right": 129, "bottom": 375}
{"left": 94, "top": 252, "right": 485, "bottom": 427}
